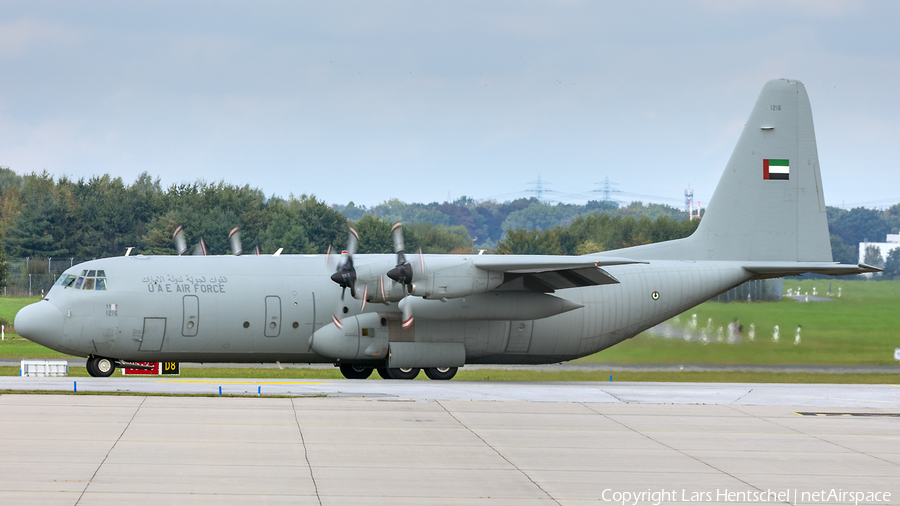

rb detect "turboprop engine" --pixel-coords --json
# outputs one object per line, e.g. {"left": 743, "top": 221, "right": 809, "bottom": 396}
{"left": 309, "top": 291, "right": 584, "bottom": 367}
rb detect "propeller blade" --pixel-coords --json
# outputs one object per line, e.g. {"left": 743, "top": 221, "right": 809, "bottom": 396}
{"left": 391, "top": 221, "right": 405, "bottom": 261}
{"left": 324, "top": 244, "right": 333, "bottom": 269}
{"left": 254, "top": 244, "right": 261, "bottom": 255}
{"left": 229, "top": 226, "right": 242, "bottom": 256}
{"left": 193, "top": 237, "right": 208, "bottom": 256}
{"left": 332, "top": 298, "right": 349, "bottom": 330}
{"left": 400, "top": 296, "right": 414, "bottom": 329}
{"left": 173, "top": 225, "right": 187, "bottom": 256}
{"left": 360, "top": 284, "right": 368, "bottom": 312}
{"left": 347, "top": 225, "right": 359, "bottom": 256}
{"left": 418, "top": 247, "right": 425, "bottom": 273}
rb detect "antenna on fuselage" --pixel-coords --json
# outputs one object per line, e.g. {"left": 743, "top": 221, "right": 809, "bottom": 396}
{"left": 124, "top": 247, "right": 134, "bottom": 257}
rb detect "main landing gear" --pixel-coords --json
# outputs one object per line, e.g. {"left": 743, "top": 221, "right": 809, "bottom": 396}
{"left": 86, "top": 356, "right": 116, "bottom": 377}
{"left": 337, "top": 365, "right": 458, "bottom": 380}
{"left": 338, "top": 364, "right": 373, "bottom": 379}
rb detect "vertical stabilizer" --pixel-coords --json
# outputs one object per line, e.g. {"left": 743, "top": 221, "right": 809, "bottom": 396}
{"left": 619, "top": 79, "right": 832, "bottom": 262}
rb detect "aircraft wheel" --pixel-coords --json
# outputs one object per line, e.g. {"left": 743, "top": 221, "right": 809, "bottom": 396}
{"left": 87, "top": 357, "right": 116, "bottom": 378}
{"left": 424, "top": 367, "right": 458, "bottom": 380}
{"left": 376, "top": 367, "right": 391, "bottom": 379}
{"left": 385, "top": 367, "right": 420, "bottom": 380}
{"left": 85, "top": 357, "right": 99, "bottom": 377}
{"left": 339, "top": 364, "right": 373, "bottom": 379}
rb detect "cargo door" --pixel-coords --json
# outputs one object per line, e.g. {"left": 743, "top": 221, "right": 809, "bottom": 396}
{"left": 182, "top": 295, "right": 199, "bottom": 337}
{"left": 139, "top": 317, "right": 167, "bottom": 352}
{"left": 265, "top": 296, "right": 281, "bottom": 337}
{"left": 506, "top": 320, "right": 533, "bottom": 353}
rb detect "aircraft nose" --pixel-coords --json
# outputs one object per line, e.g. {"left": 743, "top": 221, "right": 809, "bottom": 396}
{"left": 15, "top": 301, "right": 65, "bottom": 351}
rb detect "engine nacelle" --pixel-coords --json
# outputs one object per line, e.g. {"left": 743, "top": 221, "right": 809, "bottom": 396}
{"left": 400, "top": 291, "right": 583, "bottom": 320}
{"left": 309, "top": 312, "right": 389, "bottom": 361}
{"left": 408, "top": 257, "right": 504, "bottom": 299}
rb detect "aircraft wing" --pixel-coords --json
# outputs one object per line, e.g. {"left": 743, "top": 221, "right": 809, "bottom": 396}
{"left": 473, "top": 255, "right": 644, "bottom": 292}
{"left": 742, "top": 262, "right": 882, "bottom": 278}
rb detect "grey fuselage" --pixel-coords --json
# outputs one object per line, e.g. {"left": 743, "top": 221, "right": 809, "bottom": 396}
{"left": 26, "top": 254, "right": 751, "bottom": 364}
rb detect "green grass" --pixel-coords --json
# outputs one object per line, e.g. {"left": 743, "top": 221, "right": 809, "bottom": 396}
{"left": 579, "top": 279, "right": 900, "bottom": 366}
{"left": 0, "top": 296, "right": 75, "bottom": 359}
{"left": 2, "top": 366, "right": 897, "bottom": 384}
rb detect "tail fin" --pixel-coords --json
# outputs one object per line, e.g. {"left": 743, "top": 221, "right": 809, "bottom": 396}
{"left": 623, "top": 79, "right": 832, "bottom": 262}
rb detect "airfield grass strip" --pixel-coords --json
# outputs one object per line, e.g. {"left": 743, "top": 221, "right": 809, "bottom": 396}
{"left": 1, "top": 366, "right": 897, "bottom": 384}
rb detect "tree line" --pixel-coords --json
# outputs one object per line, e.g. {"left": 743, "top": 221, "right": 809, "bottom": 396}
{"left": 1, "top": 167, "right": 898, "bottom": 279}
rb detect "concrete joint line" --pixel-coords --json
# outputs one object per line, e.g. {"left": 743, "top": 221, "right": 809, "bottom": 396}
{"left": 725, "top": 405, "right": 900, "bottom": 469}
{"left": 292, "top": 398, "right": 323, "bottom": 506}
{"left": 436, "top": 400, "right": 561, "bottom": 505}
{"left": 581, "top": 403, "right": 762, "bottom": 492}
{"left": 75, "top": 396, "right": 147, "bottom": 505}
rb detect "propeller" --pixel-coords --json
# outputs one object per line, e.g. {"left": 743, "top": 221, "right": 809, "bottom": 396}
{"left": 173, "top": 225, "right": 187, "bottom": 255}
{"left": 229, "top": 226, "right": 242, "bottom": 256}
{"left": 386, "top": 222, "right": 414, "bottom": 287}
{"left": 385, "top": 222, "right": 425, "bottom": 329}
{"left": 328, "top": 226, "right": 360, "bottom": 329}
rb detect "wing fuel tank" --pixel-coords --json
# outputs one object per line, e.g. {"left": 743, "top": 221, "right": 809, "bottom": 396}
{"left": 402, "top": 292, "right": 583, "bottom": 320}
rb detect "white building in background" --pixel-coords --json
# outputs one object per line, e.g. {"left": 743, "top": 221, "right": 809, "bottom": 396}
{"left": 858, "top": 234, "right": 900, "bottom": 272}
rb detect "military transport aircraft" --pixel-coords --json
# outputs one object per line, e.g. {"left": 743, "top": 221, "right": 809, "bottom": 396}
{"left": 15, "top": 79, "right": 877, "bottom": 380}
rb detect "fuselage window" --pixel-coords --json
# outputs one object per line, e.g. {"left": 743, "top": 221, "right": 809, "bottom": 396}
{"left": 97, "top": 270, "right": 106, "bottom": 277}
{"left": 84, "top": 278, "right": 95, "bottom": 290}
{"left": 75, "top": 277, "right": 85, "bottom": 289}
{"left": 95, "top": 278, "right": 107, "bottom": 290}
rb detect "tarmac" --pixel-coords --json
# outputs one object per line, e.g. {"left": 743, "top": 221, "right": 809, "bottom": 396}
{"left": 1, "top": 378, "right": 899, "bottom": 504}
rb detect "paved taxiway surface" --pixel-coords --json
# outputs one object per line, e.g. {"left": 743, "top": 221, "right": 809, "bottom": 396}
{"left": 1, "top": 381, "right": 899, "bottom": 505}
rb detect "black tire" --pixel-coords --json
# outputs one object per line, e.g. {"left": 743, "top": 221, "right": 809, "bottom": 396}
{"left": 86, "top": 356, "right": 115, "bottom": 378}
{"left": 339, "top": 364, "right": 373, "bottom": 379}
{"left": 376, "top": 367, "right": 391, "bottom": 379}
{"left": 85, "top": 357, "right": 98, "bottom": 377}
{"left": 424, "top": 367, "right": 458, "bottom": 380}
{"left": 385, "top": 367, "right": 420, "bottom": 380}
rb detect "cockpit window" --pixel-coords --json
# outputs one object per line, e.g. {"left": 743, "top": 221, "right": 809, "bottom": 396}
{"left": 59, "top": 271, "right": 108, "bottom": 290}
{"left": 55, "top": 274, "right": 78, "bottom": 287}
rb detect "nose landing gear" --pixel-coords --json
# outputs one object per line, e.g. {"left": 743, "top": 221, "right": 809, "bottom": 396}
{"left": 86, "top": 356, "right": 116, "bottom": 377}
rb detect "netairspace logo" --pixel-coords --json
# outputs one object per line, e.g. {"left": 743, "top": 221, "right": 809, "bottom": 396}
{"left": 600, "top": 488, "right": 892, "bottom": 505}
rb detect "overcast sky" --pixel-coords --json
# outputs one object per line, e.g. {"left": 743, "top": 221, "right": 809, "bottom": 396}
{"left": 1, "top": 1, "right": 898, "bottom": 210}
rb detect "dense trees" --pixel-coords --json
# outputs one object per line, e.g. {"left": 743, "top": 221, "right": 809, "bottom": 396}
{"left": 496, "top": 215, "right": 701, "bottom": 255}
{"left": 1, "top": 168, "right": 898, "bottom": 271}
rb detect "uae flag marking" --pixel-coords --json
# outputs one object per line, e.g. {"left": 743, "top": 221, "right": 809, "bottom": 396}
{"left": 763, "top": 159, "right": 789, "bottom": 180}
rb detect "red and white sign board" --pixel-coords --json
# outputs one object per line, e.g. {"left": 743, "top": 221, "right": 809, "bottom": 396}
{"left": 122, "top": 362, "right": 180, "bottom": 375}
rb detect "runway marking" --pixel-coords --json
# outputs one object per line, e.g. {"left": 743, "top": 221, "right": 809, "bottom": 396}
{"left": 160, "top": 380, "right": 330, "bottom": 385}
{"left": 794, "top": 412, "right": 900, "bottom": 417}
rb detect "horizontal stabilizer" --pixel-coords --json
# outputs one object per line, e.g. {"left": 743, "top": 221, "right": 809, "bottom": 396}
{"left": 743, "top": 262, "right": 882, "bottom": 278}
